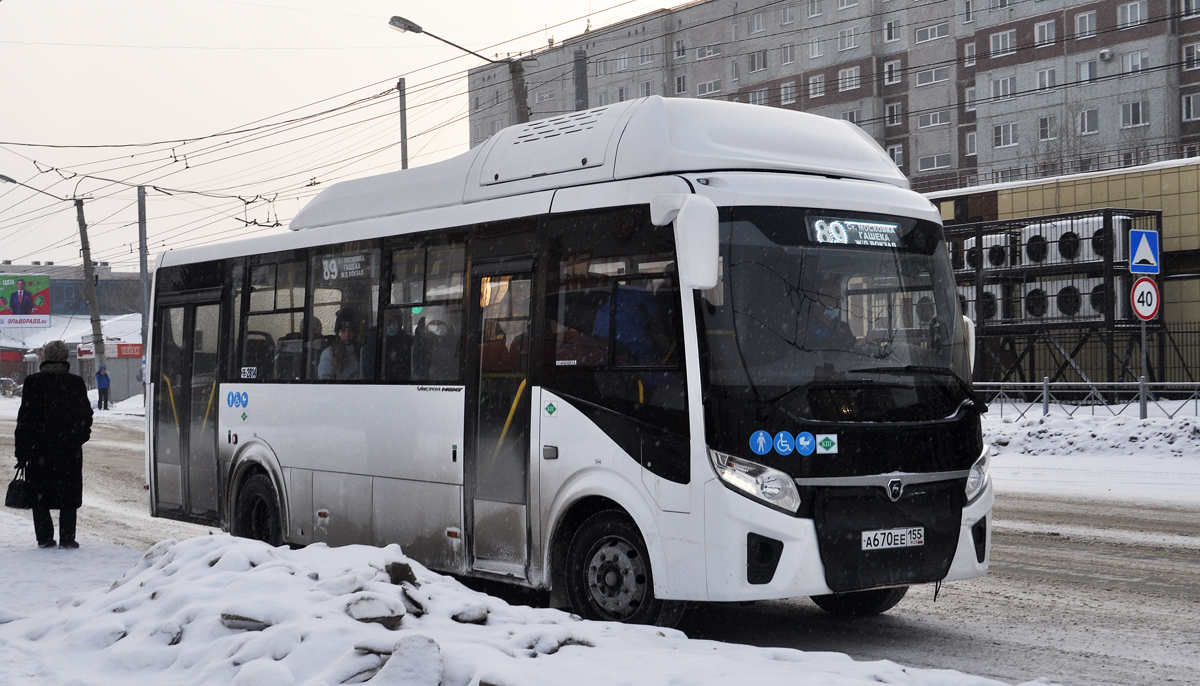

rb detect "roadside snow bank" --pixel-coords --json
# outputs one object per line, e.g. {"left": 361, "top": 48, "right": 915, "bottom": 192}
{"left": 0, "top": 536, "right": 1046, "bottom": 686}
{"left": 984, "top": 412, "right": 1200, "bottom": 457}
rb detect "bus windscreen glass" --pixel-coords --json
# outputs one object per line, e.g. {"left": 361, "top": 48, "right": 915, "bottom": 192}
{"left": 699, "top": 206, "right": 972, "bottom": 424}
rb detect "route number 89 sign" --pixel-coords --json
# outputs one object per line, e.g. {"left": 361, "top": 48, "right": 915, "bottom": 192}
{"left": 1131, "top": 277, "right": 1160, "bottom": 321}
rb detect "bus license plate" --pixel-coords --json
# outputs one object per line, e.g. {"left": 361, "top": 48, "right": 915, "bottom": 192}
{"left": 861, "top": 527, "right": 924, "bottom": 551}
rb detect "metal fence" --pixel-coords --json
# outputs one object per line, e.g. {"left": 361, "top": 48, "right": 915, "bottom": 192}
{"left": 975, "top": 380, "right": 1200, "bottom": 420}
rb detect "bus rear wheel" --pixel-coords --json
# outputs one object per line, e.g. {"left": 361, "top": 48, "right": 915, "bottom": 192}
{"left": 565, "top": 511, "right": 684, "bottom": 626}
{"left": 233, "top": 474, "right": 282, "bottom": 546}
{"left": 811, "top": 586, "right": 908, "bottom": 616}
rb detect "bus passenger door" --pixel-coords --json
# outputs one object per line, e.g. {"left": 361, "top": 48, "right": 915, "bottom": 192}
{"left": 152, "top": 299, "right": 222, "bottom": 523}
{"left": 466, "top": 270, "right": 533, "bottom": 578}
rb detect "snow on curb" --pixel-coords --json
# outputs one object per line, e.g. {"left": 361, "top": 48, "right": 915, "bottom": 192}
{"left": 984, "top": 412, "right": 1200, "bottom": 458}
{"left": 0, "top": 536, "right": 1055, "bottom": 686}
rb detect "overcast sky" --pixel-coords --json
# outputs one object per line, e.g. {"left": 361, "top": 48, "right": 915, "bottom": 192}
{"left": 0, "top": 0, "right": 671, "bottom": 272}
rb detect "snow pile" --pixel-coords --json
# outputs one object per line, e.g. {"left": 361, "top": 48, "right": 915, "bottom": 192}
{"left": 0, "top": 536, "right": 1043, "bottom": 686}
{"left": 984, "top": 412, "right": 1200, "bottom": 457}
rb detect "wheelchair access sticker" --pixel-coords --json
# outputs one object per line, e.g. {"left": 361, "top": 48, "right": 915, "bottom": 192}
{"left": 227, "top": 391, "right": 249, "bottom": 409}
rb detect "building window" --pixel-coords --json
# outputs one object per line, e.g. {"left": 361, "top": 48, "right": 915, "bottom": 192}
{"left": 915, "top": 22, "right": 949, "bottom": 43}
{"left": 1185, "top": 0, "right": 1200, "bottom": 17}
{"left": 888, "top": 144, "right": 904, "bottom": 166}
{"left": 1034, "top": 21, "right": 1056, "bottom": 47}
{"left": 1076, "top": 11, "right": 1097, "bottom": 38}
{"left": 989, "top": 0, "right": 1011, "bottom": 9}
{"left": 641, "top": 81, "right": 653, "bottom": 98}
{"left": 838, "top": 27, "right": 859, "bottom": 51}
{"left": 1118, "top": 1, "right": 1147, "bottom": 28}
{"left": 885, "top": 20, "right": 898, "bottom": 42}
{"left": 808, "top": 0, "right": 823, "bottom": 17}
{"left": 596, "top": 91, "right": 608, "bottom": 106}
{"left": 916, "top": 66, "right": 950, "bottom": 86}
{"left": 535, "top": 90, "right": 555, "bottom": 103}
{"left": 697, "top": 44, "right": 721, "bottom": 59}
{"left": 749, "top": 88, "right": 769, "bottom": 105}
{"left": 809, "top": 74, "right": 826, "bottom": 98}
{"left": 1037, "top": 68, "right": 1057, "bottom": 90}
{"left": 810, "top": 35, "right": 824, "bottom": 58}
{"left": 966, "top": 131, "right": 977, "bottom": 156}
{"left": 964, "top": 43, "right": 976, "bottom": 67}
{"left": 675, "top": 40, "right": 686, "bottom": 59}
{"left": 618, "top": 86, "right": 628, "bottom": 102}
{"left": 783, "top": 5, "right": 796, "bottom": 24}
{"left": 1079, "top": 60, "right": 1098, "bottom": 82}
{"left": 886, "top": 102, "right": 903, "bottom": 125}
{"left": 752, "top": 12, "right": 765, "bottom": 32}
{"left": 639, "top": 46, "right": 653, "bottom": 65}
{"left": 1185, "top": 44, "right": 1200, "bottom": 70}
{"left": 838, "top": 0, "right": 858, "bottom": 8}
{"left": 918, "top": 154, "right": 952, "bottom": 171}
{"left": 732, "top": 58, "right": 740, "bottom": 81}
{"left": 1039, "top": 115, "right": 1059, "bottom": 140}
{"left": 1122, "top": 100, "right": 1150, "bottom": 127}
{"left": 841, "top": 109, "right": 860, "bottom": 124}
{"left": 1079, "top": 108, "right": 1099, "bottom": 134}
{"left": 884, "top": 60, "right": 902, "bottom": 84}
{"left": 1122, "top": 51, "right": 1149, "bottom": 75}
{"left": 618, "top": 53, "right": 629, "bottom": 71}
{"left": 597, "top": 59, "right": 608, "bottom": 76}
{"left": 697, "top": 79, "right": 722, "bottom": 95}
{"left": 993, "top": 122, "right": 1018, "bottom": 148}
{"left": 675, "top": 75, "right": 687, "bottom": 94}
{"left": 838, "top": 66, "right": 861, "bottom": 91}
{"left": 749, "top": 50, "right": 768, "bottom": 72}
{"left": 1183, "top": 93, "right": 1200, "bottom": 121}
{"left": 917, "top": 110, "right": 951, "bottom": 128}
{"left": 990, "top": 76, "right": 1017, "bottom": 100}
{"left": 782, "top": 43, "right": 795, "bottom": 64}
{"left": 990, "top": 30, "right": 1016, "bottom": 57}
{"left": 964, "top": 0, "right": 974, "bottom": 23}
{"left": 781, "top": 81, "right": 797, "bottom": 104}
{"left": 965, "top": 86, "right": 977, "bottom": 111}
{"left": 994, "top": 168, "right": 1020, "bottom": 183}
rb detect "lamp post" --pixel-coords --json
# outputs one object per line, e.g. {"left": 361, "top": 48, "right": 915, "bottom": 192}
{"left": 0, "top": 174, "right": 107, "bottom": 372}
{"left": 388, "top": 15, "right": 530, "bottom": 126}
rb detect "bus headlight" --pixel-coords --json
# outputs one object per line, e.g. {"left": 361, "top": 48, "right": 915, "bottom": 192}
{"left": 965, "top": 446, "right": 991, "bottom": 503}
{"left": 708, "top": 449, "right": 801, "bottom": 513}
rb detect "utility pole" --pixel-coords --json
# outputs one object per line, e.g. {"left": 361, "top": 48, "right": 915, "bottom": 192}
{"left": 138, "top": 185, "right": 149, "bottom": 363}
{"left": 75, "top": 199, "right": 105, "bottom": 371}
{"left": 398, "top": 78, "right": 409, "bottom": 169}
{"left": 573, "top": 49, "right": 589, "bottom": 111}
{"left": 508, "top": 59, "right": 531, "bottom": 124}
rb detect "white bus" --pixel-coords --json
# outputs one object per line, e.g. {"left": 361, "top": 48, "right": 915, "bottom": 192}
{"left": 148, "top": 96, "right": 992, "bottom": 625}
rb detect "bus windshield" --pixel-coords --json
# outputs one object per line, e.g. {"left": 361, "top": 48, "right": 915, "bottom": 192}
{"left": 699, "top": 206, "right": 972, "bottom": 423}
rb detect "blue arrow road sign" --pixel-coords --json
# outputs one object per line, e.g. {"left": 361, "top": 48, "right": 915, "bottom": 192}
{"left": 1129, "top": 229, "right": 1159, "bottom": 275}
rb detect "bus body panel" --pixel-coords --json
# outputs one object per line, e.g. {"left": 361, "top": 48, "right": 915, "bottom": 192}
{"left": 943, "top": 483, "right": 993, "bottom": 582}
{"left": 685, "top": 172, "right": 941, "bottom": 223}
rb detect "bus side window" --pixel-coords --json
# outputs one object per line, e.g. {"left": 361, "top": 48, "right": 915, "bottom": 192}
{"left": 242, "top": 260, "right": 306, "bottom": 382}
{"left": 384, "top": 239, "right": 466, "bottom": 384}
{"left": 308, "top": 243, "right": 380, "bottom": 382}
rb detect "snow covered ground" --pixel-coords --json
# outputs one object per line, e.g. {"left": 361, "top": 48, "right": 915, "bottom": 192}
{"left": 3, "top": 399, "right": 1198, "bottom": 685}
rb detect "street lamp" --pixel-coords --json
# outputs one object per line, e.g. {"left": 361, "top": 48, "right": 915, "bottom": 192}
{"left": 388, "top": 15, "right": 530, "bottom": 126}
{"left": 0, "top": 173, "right": 107, "bottom": 370}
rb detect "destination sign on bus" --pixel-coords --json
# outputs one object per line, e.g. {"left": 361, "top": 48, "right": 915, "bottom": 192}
{"left": 807, "top": 218, "right": 902, "bottom": 248}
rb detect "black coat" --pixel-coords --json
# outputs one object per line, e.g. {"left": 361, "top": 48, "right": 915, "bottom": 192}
{"left": 15, "top": 361, "right": 93, "bottom": 509}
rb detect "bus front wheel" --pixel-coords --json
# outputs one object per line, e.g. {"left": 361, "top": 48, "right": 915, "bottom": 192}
{"left": 233, "top": 474, "right": 282, "bottom": 546}
{"left": 565, "top": 511, "right": 684, "bottom": 627}
{"left": 810, "top": 586, "right": 908, "bottom": 616}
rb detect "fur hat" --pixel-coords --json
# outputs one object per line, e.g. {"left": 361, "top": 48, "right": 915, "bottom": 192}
{"left": 43, "top": 340, "right": 69, "bottom": 362}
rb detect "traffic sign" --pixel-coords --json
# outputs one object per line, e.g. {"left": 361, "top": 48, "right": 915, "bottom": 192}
{"left": 1131, "top": 277, "right": 1160, "bottom": 321}
{"left": 1129, "top": 229, "right": 1159, "bottom": 274}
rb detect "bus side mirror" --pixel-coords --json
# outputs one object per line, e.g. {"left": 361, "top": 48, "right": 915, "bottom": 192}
{"left": 651, "top": 194, "right": 719, "bottom": 290}
{"left": 962, "top": 315, "right": 976, "bottom": 372}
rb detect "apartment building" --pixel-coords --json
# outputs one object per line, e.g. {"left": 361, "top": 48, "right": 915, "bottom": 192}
{"left": 467, "top": 0, "right": 1200, "bottom": 192}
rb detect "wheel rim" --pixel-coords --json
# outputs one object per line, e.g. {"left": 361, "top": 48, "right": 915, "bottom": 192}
{"left": 584, "top": 536, "right": 647, "bottom": 620}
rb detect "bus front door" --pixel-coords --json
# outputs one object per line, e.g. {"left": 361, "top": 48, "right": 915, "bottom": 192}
{"left": 152, "top": 300, "right": 222, "bottom": 523}
{"left": 466, "top": 271, "right": 534, "bottom": 578}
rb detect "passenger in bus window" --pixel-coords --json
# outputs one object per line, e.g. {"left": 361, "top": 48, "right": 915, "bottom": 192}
{"left": 364, "top": 310, "right": 413, "bottom": 381}
{"left": 318, "top": 309, "right": 361, "bottom": 380}
{"left": 411, "top": 313, "right": 460, "bottom": 381}
{"left": 803, "top": 274, "right": 857, "bottom": 350}
{"left": 593, "top": 280, "right": 668, "bottom": 366}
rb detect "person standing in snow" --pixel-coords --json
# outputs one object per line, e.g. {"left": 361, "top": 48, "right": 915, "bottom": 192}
{"left": 95, "top": 365, "right": 111, "bottom": 410}
{"left": 15, "top": 340, "right": 94, "bottom": 549}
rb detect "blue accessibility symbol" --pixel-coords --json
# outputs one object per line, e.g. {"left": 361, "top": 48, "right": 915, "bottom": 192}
{"left": 795, "top": 431, "right": 816, "bottom": 456}
{"left": 774, "top": 431, "right": 794, "bottom": 455}
{"left": 749, "top": 430, "right": 772, "bottom": 456}
{"left": 227, "top": 391, "right": 249, "bottom": 408}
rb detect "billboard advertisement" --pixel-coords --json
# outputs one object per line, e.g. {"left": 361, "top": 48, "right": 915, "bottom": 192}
{"left": 0, "top": 274, "right": 50, "bottom": 327}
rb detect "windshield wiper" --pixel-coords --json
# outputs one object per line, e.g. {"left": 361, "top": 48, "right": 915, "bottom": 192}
{"left": 849, "top": 365, "right": 988, "bottom": 412}
{"left": 755, "top": 378, "right": 908, "bottom": 422}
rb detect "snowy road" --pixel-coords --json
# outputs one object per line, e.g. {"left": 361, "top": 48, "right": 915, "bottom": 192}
{"left": 1, "top": 404, "right": 1197, "bottom": 685}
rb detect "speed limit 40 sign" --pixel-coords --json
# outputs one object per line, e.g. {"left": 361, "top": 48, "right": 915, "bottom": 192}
{"left": 1131, "top": 277, "right": 1160, "bottom": 321}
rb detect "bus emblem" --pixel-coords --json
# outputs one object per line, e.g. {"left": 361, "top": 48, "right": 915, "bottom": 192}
{"left": 887, "top": 479, "right": 904, "bottom": 502}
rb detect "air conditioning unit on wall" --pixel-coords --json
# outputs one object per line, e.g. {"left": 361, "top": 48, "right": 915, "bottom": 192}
{"left": 958, "top": 284, "right": 1008, "bottom": 323}
{"left": 1021, "top": 215, "right": 1129, "bottom": 265}
{"left": 1020, "top": 278, "right": 1125, "bottom": 322}
{"left": 963, "top": 233, "right": 1016, "bottom": 271}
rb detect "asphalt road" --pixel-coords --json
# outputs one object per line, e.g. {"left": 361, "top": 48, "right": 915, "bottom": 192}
{"left": 2, "top": 412, "right": 1198, "bottom": 685}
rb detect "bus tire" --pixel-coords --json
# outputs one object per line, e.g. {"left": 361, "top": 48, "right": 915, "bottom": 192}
{"left": 565, "top": 510, "right": 683, "bottom": 626}
{"left": 233, "top": 474, "right": 283, "bottom": 546}
{"left": 810, "top": 586, "right": 908, "bottom": 616}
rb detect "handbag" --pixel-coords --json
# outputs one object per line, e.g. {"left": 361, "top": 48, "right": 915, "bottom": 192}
{"left": 5, "top": 466, "right": 33, "bottom": 509}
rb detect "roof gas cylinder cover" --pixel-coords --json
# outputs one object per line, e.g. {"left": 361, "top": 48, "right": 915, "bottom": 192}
{"left": 479, "top": 105, "right": 627, "bottom": 185}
